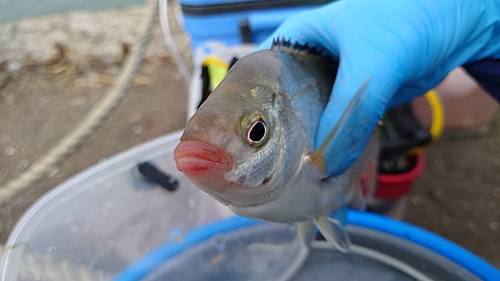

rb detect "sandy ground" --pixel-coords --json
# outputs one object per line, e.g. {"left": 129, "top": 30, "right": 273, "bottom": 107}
{"left": 0, "top": 4, "right": 499, "bottom": 272}
{"left": 405, "top": 118, "right": 500, "bottom": 268}
{"left": 0, "top": 4, "right": 190, "bottom": 247}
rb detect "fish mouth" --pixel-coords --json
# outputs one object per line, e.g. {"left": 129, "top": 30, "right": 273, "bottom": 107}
{"left": 174, "top": 139, "right": 283, "bottom": 208}
{"left": 174, "top": 139, "right": 233, "bottom": 173}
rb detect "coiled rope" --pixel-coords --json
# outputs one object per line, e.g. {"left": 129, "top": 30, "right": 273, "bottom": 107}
{"left": 0, "top": 0, "right": 159, "bottom": 207}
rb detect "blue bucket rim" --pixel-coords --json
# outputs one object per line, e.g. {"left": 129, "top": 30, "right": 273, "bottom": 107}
{"left": 114, "top": 210, "right": 500, "bottom": 281}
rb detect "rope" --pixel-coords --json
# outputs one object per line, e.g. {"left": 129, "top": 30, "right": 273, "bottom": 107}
{"left": 0, "top": 0, "right": 159, "bottom": 207}
{"left": 159, "top": 0, "right": 191, "bottom": 88}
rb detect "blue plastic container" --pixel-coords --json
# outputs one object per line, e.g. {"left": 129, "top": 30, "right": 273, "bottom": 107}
{"left": 115, "top": 211, "right": 500, "bottom": 281}
{"left": 180, "top": 0, "right": 334, "bottom": 49}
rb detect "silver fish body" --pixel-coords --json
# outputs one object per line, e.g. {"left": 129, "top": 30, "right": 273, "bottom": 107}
{"left": 176, "top": 44, "right": 376, "bottom": 222}
{"left": 174, "top": 43, "right": 378, "bottom": 250}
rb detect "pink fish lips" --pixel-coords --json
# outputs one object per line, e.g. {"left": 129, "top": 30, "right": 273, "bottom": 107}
{"left": 174, "top": 139, "right": 234, "bottom": 193}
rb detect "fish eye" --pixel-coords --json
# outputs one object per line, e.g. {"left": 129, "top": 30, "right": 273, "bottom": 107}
{"left": 245, "top": 119, "right": 268, "bottom": 147}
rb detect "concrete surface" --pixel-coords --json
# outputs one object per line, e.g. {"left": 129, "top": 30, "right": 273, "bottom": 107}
{"left": 0, "top": 5, "right": 176, "bottom": 65}
{"left": 405, "top": 118, "right": 500, "bottom": 268}
{"left": 0, "top": 4, "right": 499, "bottom": 274}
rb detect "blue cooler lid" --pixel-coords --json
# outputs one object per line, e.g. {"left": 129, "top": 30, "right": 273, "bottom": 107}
{"left": 179, "top": 0, "right": 335, "bottom": 49}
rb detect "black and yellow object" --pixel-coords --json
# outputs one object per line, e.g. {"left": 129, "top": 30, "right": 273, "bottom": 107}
{"left": 199, "top": 56, "right": 231, "bottom": 108}
{"left": 378, "top": 90, "right": 444, "bottom": 174}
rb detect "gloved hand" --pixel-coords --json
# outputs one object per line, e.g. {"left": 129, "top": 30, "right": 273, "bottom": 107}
{"left": 257, "top": 0, "right": 500, "bottom": 177}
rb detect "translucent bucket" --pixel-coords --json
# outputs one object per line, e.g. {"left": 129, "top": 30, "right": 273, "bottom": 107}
{"left": 1, "top": 131, "right": 499, "bottom": 281}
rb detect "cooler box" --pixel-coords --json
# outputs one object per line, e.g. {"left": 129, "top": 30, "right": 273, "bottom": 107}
{"left": 180, "top": 0, "right": 334, "bottom": 50}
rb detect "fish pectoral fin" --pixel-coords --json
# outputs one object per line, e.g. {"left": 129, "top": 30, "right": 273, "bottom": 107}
{"left": 349, "top": 181, "right": 366, "bottom": 210}
{"left": 350, "top": 188, "right": 366, "bottom": 210}
{"left": 297, "top": 221, "right": 316, "bottom": 246}
{"left": 312, "top": 78, "right": 371, "bottom": 174}
{"left": 314, "top": 216, "right": 351, "bottom": 253}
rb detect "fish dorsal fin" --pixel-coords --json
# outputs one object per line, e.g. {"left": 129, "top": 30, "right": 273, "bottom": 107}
{"left": 311, "top": 78, "right": 371, "bottom": 174}
{"left": 271, "top": 38, "right": 323, "bottom": 56}
{"left": 314, "top": 216, "right": 351, "bottom": 253}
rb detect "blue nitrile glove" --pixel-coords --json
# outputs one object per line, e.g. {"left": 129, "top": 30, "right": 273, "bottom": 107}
{"left": 257, "top": 0, "right": 500, "bottom": 177}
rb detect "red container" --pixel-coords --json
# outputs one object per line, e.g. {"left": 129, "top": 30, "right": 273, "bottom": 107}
{"left": 374, "top": 153, "right": 425, "bottom": 200}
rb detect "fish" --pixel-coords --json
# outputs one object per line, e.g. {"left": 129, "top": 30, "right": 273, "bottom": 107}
{"left": 174, "top": 39, "right": 379, "bottom": 252}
